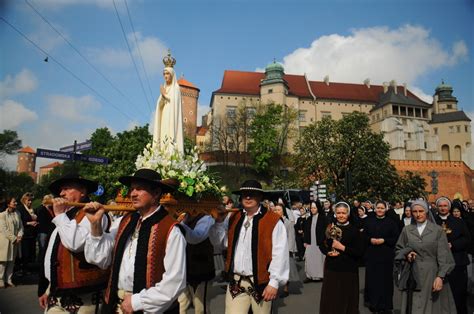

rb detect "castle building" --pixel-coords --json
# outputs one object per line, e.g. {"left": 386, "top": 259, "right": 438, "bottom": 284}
{"left": 208, "top": 62, "right": 472, "bottom": 167}
{"left": 178, "top": 77, "right": 199, "bottom": 140}
{"left": 16, "top": 146, "right": 37, "bottom": 182}
{"left": 38, "top": 161, "right": 61, "bottom": 184}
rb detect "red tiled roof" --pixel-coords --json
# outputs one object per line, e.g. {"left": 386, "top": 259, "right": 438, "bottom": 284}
{"left": 196, "top": 126, "right": 208, "bottom": 136}
{"left": 213, "top": 70, "right": 425, "bottom": 104}
{"left": 40, "top": 161, "right": 61, "bottom": 169}
{"left": 178, "top": 78, "right": 200, "bottom": 91}
{"left": 18, "top": 146, "right": 35, "bottom": 154}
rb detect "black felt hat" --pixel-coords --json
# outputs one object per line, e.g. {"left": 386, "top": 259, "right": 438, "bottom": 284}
{"left": 48, "top": 173, "right": 99, "bottom": 196}
{"left": 232, "top": 179, "right": 265, "bottom": 195}
{"left": 118, "top": 168, "right": 178, "bottom": 193}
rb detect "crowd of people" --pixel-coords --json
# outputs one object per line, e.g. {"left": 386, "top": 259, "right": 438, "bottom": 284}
{"left": 1, "top": 171, "right": 474, "bottom": 314}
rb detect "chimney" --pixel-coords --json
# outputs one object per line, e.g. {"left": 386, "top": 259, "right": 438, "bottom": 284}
{"left": 364, "top": 78, "right": 370, "bottom": 88}
{"left": 390, "top": 80, "right": 397, "bottom": 94}
{"left": 403, "top": 83, "right": 407, "bottom": 97}
{"left": 324, "top": 75, "right": 329, "bottom": 86}
{"left": 383, "top": 82, "right": 388, "bottom": 93}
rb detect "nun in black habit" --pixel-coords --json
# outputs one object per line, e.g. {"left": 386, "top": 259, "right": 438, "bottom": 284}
{"left": 364, "top": 200, "right": 400, "bottom": 313}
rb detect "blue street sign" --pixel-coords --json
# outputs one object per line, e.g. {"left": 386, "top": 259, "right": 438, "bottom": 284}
{"left": 60, "top": 140, "right": 92, "bottom": 153}
{"left": 37, "top": 148, "right": 109, "bottom": 165}
{"left": 37, "top": 148, "right": 73, "bottom": 161}
{"left": 74, "top": 153, "right": 109, "bottom": 165}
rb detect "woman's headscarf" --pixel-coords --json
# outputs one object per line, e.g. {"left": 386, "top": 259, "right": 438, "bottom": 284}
{"left": 410, "top": 199, "right": 436, "bottom": 223}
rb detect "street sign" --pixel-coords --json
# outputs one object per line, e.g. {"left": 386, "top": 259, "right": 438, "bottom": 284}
{"left": 37, "top": 148, "right": 109, "bottom": 165}
{"left": 37, "top": 148, "right": 73, "bottom": 161}
{"left": 60, "top": 140, "right": 92, "bottom": 153}
{"left": 74, "top": 154, "right": 109, "bottom": 165}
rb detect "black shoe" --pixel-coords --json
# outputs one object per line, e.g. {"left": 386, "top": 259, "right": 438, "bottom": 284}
{"left": 303, "top": 278, "right": 313, "bottom": 283}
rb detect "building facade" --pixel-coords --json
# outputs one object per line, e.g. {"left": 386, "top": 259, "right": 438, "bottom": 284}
{"left": 16, "top": 146, "right": 37, "bottom": 182}
{"left": 207, "top": 62, "right": 472, "bottom": 168}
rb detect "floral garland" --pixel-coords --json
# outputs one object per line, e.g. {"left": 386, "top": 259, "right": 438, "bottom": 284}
{"left": 135, "top": 138, "right": 226, "bottom": 198}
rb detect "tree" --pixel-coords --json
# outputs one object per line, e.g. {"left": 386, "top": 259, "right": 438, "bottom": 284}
{"left": 248, "top": 103, "right": 297, "bottom": 177}
{"left": 294, "top": 112, "right": 425, "bottom": 201}
{"left": 0, "top": 168, "right": 35, "bottom": 199}
{"left": 0, "top": 130, "right": 22, "bottom": 157}
{"left": 38, "top": 125, "right": 152, "bottom": 202}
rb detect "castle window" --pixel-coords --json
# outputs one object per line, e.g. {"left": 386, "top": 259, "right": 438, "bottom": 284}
{"left": 184, "top": 118, "right": 188, "bottom": 123}
{"left": 449, "top": 126, "right": 454, "bottom": 133}
{"left": 466, "top": 125, "right": 469, "bottom": 133}
{"left": 422, "top": 109, "right": 428, "bottom": 118}
{"left": 456, "top": 125, "right": 461, "bottom": 133}
{"left": 227, "top": 106, "right": 237, "bottom": 118}
{"left": 321, "top": 111, "right": 332, "bottom": 119}
{"left": 415, "top": 108, "right": 421, "bottom": 118}
{"left": 447, "top": 104, "right": 452, "bottom": 109}
{"left": 376, "top": 113, "right": 380, "bottom": 121}
{"left": 268, "top": 89, "right": 273, "bottom": 94}
{"left": 424, "top": 142, "right": 427, "bottom": 149}
{"left": 434, "top": 127, "right": 438, "bottom": 135}
{"left": 246, "top": 107, "right": 256, "bottom": 118}
{"left": 407, "top": 133, "right": 411, "bottom": 139}
{"left": 299, "top": 110, "right": 307, "bottom": 122}
{"left": 407, "top": 107, "right": 414, "bottom": 117}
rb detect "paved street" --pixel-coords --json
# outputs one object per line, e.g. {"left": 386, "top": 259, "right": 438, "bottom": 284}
{"left": 0, "top": 261, "right": 472, "bottom": 313}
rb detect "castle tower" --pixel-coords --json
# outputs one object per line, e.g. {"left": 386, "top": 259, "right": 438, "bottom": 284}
{"left": 260, "top": 60, "right": 288, "bottom": 105}
{"left": 432, "top": 80, "right": 458, "bottom": 114}
{"left": 17, "top": 146, "right": 37, "bottom": 181}
{"left": 178, "top": 77, "right": 200, "bottom": 141}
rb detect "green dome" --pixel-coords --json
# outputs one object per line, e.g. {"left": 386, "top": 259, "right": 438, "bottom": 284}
{"left": 435, "top": 80, "right": 452, "bottom": 92}
{"left": 265, "top": 60, "right": 284, "bottom": 72}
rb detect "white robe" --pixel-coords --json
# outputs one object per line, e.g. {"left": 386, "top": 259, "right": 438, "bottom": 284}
{"left": 153, "top": 67, "right": 184, "bottom": 153}
{"left": 305, "top": 213, "right": 325, "bottom": 279}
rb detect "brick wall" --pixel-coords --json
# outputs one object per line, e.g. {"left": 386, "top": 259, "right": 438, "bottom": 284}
{"left": 390, "top": 159, "right": 474, "bottom": 201}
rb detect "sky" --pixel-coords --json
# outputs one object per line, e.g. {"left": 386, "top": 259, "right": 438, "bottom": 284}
{"left": 1, "top": 0, "right": 473, "bottom": 171}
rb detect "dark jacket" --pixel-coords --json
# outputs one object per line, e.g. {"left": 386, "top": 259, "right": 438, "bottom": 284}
{"left": 303, "top": 213, "right": 327, "bottom": 246}
{"left": 435, "top": 214, "right": 471, "bottom": 266}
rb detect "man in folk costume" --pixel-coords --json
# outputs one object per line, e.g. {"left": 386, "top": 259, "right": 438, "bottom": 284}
{"left": 177, "top": 212, "right": 215, "bottom": 314}
{"left": 38, "top": 174, "right": 111, "bottom": 313}
{"left": 84, "top": 169, "right": 186, "bottom": 314}
{"left": 211, "top": 180, "right": 289, "bottom": 314}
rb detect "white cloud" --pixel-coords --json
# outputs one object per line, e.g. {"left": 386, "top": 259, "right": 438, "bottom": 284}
{"left": 88, "top": 32, "right": 168, "bottom": 76}
{"left": 0, "top": 69, "right": 38, "bottom": 98}
{"left": 409, "top": 86, "right": 433, "bottom": 104}
{"left": 0, "top": 99, "right": 38, "bottom": 130}
{"left": 86, "top": 47, "right": 131, "bottom": 69}
{"left": 27, "top": 19, "right": 69, "bottom": 52}
{"left": 47, "top": 94, "right": 102, "bottom": 123}
{"left": 278, "top": 25, "right": 468, "bottom": 94}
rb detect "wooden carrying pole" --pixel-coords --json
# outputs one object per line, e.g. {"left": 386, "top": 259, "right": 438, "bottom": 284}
{"left": 43, "top": 200, "right": 135, "bottom": 212}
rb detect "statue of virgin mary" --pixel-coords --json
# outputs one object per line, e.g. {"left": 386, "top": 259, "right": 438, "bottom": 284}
{"left": 152, "top": 51, "right": 184, "bottom": 153}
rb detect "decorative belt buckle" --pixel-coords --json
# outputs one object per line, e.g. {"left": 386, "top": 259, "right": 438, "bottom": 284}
{"left": 247, "top": 285, "right": 263, "bottom": 304}
{"left": 228, "top": 278, "right": 246, "bottom": 299}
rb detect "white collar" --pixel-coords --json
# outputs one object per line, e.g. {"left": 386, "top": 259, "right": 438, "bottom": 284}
{"left": 140, "top": 205, "right": 161, "bottom": 221}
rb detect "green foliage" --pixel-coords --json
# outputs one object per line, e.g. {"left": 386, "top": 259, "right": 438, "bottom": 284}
{"left": 38, "top": 125, "right": 151, "bottom": 201}
{"left": 0, "top": 130, "right": 22, "bottom": 157}
{"left": 0, "top": 168, "right": 35, "bottom": 200}
{"left": 294, "top": 112, "right": 426, "bottom": 201}
{"left": 248, "top": 103, "right": 297, "bottom": 177}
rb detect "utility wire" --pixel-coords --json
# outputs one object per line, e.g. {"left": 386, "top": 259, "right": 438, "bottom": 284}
{"left": 24, "top": 0, "right": 148, "bottom": 120}
{"left": 0, "top": 16, "right": 136, "bottom": 122}
{"left": 112, "top": 0, "right": 152, "bottom": 114}
{"left": 123, "top": 0, "right": 155, "bottom": 103}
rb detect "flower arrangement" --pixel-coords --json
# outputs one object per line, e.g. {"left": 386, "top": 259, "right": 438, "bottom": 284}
{"left": 135, "top": 138, "right": 226, "bottom": 199}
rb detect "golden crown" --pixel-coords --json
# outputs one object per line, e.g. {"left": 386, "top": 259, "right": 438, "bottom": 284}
{"left": 163, "top": 49, "right": 176, "bottom": 68}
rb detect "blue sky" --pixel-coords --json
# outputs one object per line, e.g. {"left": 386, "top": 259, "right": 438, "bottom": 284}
{"left": 1, "top": 0, "right": 473, "bottom": 170}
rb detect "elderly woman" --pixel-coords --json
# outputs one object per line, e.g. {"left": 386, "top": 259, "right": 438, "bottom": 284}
{"left": 0, "top": 197, "right": 24, "bottom": 288}
{"left": 319, "top": 202, "right": 364, "bottom": 314}
{"left": 395, "top": 200, "right": 456, "bottom": 314}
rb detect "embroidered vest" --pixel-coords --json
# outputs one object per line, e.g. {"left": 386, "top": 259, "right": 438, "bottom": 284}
{"left": 50, "top": 207, "right": 111, "bottom": 295}
{"left": 104, "top": 208, "right": 177, "bottom": 311}
{"left": 184, "top": 214, "right": 215, "bottom": 284}
{"left": 225, "top": 208, "right": 280, "bottom": 288}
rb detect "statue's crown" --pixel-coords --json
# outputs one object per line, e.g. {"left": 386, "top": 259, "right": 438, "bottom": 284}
{"left": 163, "top": 49, "right": 176, "bottom": 68}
